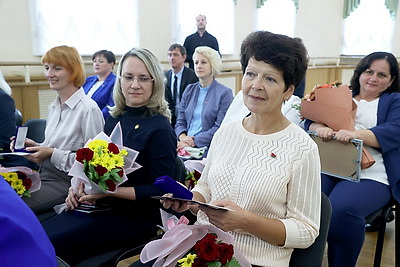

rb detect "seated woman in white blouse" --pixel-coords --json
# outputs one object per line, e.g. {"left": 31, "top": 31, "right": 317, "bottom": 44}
{"left": 17, "top": 46, "right": 104, "bottom": 217}
{"left": 163, "top": 31, "right": 321, "bottom": 267}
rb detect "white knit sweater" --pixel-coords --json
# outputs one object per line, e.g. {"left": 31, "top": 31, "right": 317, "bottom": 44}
{"left": 192, "top": 121, "right": 321, "bottom": 267}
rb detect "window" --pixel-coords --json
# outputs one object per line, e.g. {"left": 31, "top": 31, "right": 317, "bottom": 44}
{"left": 256, "top": 0, "right": 296, "bottom": 37}
{"left": 174, "top": 0, "right": 235, "bottom": 54}
{"left": 29, "top": 0, "right": 138, "bottom": 55}
{"left": 342, "top": 0, "right": 395, "bottom": 55}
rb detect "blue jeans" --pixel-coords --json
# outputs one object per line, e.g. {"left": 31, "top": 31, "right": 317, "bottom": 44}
{"left": 322, "top": 174, "right": 391, "bottom": 267}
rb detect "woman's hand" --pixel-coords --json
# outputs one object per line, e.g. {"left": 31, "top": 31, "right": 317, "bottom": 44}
{"left": 65, "top": 182, "right": 107, "bottom": 209}
{"left": 24, "top": 146, "right": 54, "bottom": 163}
{"left": 161, "top": 193, "right": 192, "bottom": 213}
{"left": 315, "top": 126, "right": 335, "bottom": 141}
{"left": 65, "top": 186, "right": 80, "bottom": 210}
{"left": 334, "top": 129, "right": 358, "bottom": 143}
{"left": 177, "top": 140, "right": 194, "bottom": 150}
{"left": 199, "top": 199, "right": 244, "bottom": 232}
{"left": 10, "top": 136, "right": 38, "bottom": 151}
{"left": 178, "top": 134, "right": 195, "bottom": 147}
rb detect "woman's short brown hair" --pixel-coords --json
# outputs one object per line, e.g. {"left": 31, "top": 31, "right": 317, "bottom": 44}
{"left": 41, "top": 45, "right": 86, "bottom": 88}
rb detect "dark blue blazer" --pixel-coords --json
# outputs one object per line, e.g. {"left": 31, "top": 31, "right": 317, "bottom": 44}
{"left": 0, "top": 90, "right": 37, "bottom": 168}
{"left": 0, "top": 90, "right": 16, "bottom": 152}
{"left": 370, "top": 92, "right": 400, "bottom": 202}
{"left": 164, "top": 67, "right": 198, "bottom": 126}
{"left": 83, "top": 72, "right": 116, "bottom": 119}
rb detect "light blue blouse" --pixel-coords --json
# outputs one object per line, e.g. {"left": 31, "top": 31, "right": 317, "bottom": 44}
{"left": 188, "top": 85, "right": 209, "bottom": 136}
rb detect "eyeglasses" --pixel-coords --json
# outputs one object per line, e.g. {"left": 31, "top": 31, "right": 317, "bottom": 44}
{"left": 119, "top": 75, "right": 154, "bottom": 85}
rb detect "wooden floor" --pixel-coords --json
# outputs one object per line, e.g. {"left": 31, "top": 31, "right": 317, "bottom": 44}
{"left": 322, "top": 220, "right": 395, "bottom": 267}
{"left": 118, "top": 221, "right": 396, "bottom": 267}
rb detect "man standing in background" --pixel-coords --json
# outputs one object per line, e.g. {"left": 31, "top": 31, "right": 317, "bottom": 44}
{"left": 165, "top": 44, "right": 198, "bottom": 127}
{"left": 183, "top": 14, "right": 220, "bottom": 69}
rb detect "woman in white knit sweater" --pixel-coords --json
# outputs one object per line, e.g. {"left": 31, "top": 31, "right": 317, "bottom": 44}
{"left": 164, "top": 31, "right": 321, "bottom": 266}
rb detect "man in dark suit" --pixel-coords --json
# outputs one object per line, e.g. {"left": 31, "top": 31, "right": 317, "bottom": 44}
{"left": 183, "top": 14, "right": 220, "bottom": 69}
{"left": 165, "top": 44, "right": 198, "bottom": 127}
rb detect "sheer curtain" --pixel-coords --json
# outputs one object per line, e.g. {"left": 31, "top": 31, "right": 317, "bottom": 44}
{"left": 174, "top": 0, "right": 235, "bottom": 54}
{"left": 256, "top": 0, "right": 296, "bottom": 37}
{"left": 29, "top": 0, "right": 138, "bottom": 55}
{"left": 342, "top": 0, "right": 395, "bottom": 55}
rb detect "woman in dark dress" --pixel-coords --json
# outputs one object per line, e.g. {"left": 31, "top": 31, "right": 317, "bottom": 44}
{"left": 42, "top": 48, "right": 177, "bottom": 265}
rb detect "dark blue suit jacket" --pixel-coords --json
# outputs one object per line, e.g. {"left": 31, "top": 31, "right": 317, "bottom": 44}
{"left": 165, "top": 67, "right": 198, "bottom": 126}
{"left": 370, "top": 92, "right": 400, "bottom": 202}
{"left": 0, "top": 90, "right": 37, "bottom": 168}
{"left": 83, "top": 72, "right": 116, "bottom": 119}
{"left": 0, "top": 90, "right": 15, "bottom": 152}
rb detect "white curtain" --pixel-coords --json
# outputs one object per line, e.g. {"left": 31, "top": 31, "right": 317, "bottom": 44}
{"left": 256, "top": 0, "right": 296, "bottom": 37}
{"left": 29, "top": 0, "right": 139, "bottom": 55}
{"left": 342, "top": 0, "right": 395, "bottom": 55}
{"left": 174, "top": 0, "right": 235, "bottom": 54}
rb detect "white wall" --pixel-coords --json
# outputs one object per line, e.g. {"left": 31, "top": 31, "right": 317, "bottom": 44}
{"left": 0, "top": 0, "right": 399, "bottom": 63}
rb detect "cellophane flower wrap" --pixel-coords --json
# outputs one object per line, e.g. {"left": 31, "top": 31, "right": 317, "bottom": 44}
{"left": 69, "top": 122, "right": 141, "bottom": 194}
{"left": 0, "top": 165, "right": 40, "bottom": 197}
{"left": 301, "top": 81, "right": 357, "bottom": 131}
{"left": 140, "top": 209, "right": 251, "bottom": 267}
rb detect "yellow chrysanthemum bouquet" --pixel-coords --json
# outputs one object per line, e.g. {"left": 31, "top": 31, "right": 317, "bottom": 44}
{"left": 69, "top": 122, "right": 141, "bottom": 195}
{"left": 0, "top": 165, "right": 40, "bottom": 197}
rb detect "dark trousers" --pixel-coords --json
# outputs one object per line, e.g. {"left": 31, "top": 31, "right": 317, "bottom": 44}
{"left": 322, "top": 174, "right": 391, "bottom": 267}
{"left": 42, "top": 209, "right": 159, "bottom": 265}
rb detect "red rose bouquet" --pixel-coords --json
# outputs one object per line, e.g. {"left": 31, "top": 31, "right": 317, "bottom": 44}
{"left": 69, "top": 122, "right": 141, "bottom": 194}
{"left": 140, "top": 210, "right": 251, "bottom": 267}
{"left": 0, "top": 165, "right": 40, "bottom": 197}
{"left": 176, "top": 233, "right": 238, "bottom": 267}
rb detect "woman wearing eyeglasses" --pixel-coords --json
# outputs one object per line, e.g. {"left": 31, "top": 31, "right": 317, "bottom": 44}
{"left": 175, "top": 46, "right": 233, "bottom": 157}
{"left": 42, "top": 48, "right": 177, "bottom": 266}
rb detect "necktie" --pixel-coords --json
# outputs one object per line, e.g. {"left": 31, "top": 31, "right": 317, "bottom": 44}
{"left": 173, "top": 75, "right": 178, "bottom": 104}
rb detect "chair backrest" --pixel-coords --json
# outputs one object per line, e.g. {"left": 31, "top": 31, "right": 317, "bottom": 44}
{"left": 14, "top": 109, "right": 23, "bottom": 126}
{"left": 23, "top": 119, "right": 46, "bottom": 143}
{"left": 289, "top": 192, "right": 332, "bottom": 267}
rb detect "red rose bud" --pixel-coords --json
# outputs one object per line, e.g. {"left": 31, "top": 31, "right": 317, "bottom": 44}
{"left": 16, "top": 171, "right": 27, "bottom": 179}
{"left": 194, "top": 236, "right": 220, "bottom": 261}
{"left": 217, "top": 243, "right": 234, "bottom": 264}
{"left": 22, "top": 178, "right": 32, "bottom": 190}
{"left": 203, "top": 233, "right": 217, "bottom": 241}
{"left": 76, "top": 148, "right": 94, "bottom": 163}
{"left": 108, "top": 143, "right": 120, "bottom": 154}
{"left": 117, "top": 169, "right": 124, "bottom": 177}
{"left": 95, "top": 165, "right": 108, "bottom": 176}
{"left": 193, "top": 169, "right": 201, "bottom": 180}
{"left": 105, "top": 179, "right": 116, "bottom": 191}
